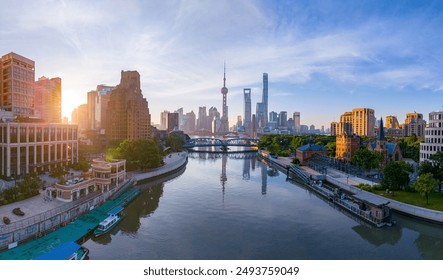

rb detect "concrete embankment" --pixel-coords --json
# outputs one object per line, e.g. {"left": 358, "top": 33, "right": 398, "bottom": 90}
{"left": 129, "top": 152, "right": 188, "bottom": 183}
{"left": 259, "top": 153, "right": 443, "bottom": 225}
{"left": 0, "top": 152, "right": 189, "bottom": 255}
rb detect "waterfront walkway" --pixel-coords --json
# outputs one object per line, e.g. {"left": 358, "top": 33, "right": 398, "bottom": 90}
{"left": 268, "top": 156, "right": 443, "bottom": 224}
{"left": 0, "top": 188, "right": 139, "bottom": 260}
{"left": 0, "top": 152, "right": 188, "bottom": 259}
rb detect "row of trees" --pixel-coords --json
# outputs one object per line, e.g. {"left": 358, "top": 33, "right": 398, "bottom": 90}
{"left": 257, "top": 134, "right": 336, "bottom": 157}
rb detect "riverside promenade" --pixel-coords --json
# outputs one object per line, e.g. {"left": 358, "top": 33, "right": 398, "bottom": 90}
{"left": 267, "top": 155, "right": 443, "bottom": 225}
{"left": 0, "top": 152, "right": 188, "bottom": 258}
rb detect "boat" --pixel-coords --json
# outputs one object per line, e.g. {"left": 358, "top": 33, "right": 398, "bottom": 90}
{"left": 93, "top": 206, "right": 125, "bottom": 237}
{"left": 35, "top": 241, "right": 89, "bottom": 260}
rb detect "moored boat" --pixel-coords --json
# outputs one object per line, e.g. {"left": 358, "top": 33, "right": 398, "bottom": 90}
{"left": 35, "top": 241, "right": 89, "bottom": 260}
{"left": 93, "top": 206, "right": 125, "bottom": 237}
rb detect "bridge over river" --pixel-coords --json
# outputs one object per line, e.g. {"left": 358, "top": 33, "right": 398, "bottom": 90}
{"left": 183, "top": 137, "right": 259, "bottom": 149}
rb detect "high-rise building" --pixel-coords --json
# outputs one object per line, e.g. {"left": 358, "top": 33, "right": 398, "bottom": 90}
{"left": 385, "top": 115, "right": 400, "bottom": 129}
{"left": 278, "top": 111, "right": 287, "bottom": 128}
{"left": 250, "top": 114, "right": 257, "bottom": 138}
{"left": 352, "top": 108, "right": 375, "bottom": 137}
{"left": 236, "top": 115, "right": 242, "bottom": 128}
{"left": 197, "top": 106, "right": 207, "bottom": 131}
{"left": 219, "top": 63, "right": 229, "bottom": 133}
{"left": 262, "top": 73, "right": 268, "bottom": 126}
{"left": 160, "top": 110, "right": 169, "bottom": 130}
{"left": 404, "top": 112, "right": 425, "bottom": 138}
{"left": 0, "top": 52, "right": 35, "bottom": 117}
{"left": 243, "top": 88, "right": 251, "bottom": 131}
{"left": 34, "top": 76, "right": 62, "bottom": 123}
{"left": 106, "top": 71, "right": 151, "bottom": 141}
{"left": 71, "top": 104, "right": 88, "bottom": 131}
{"left": 293, "top": 112, "right": 301, "bottom": 134}
{"left": 184, "top": 110, "right": 196, "bottom": 133}
{"left": 420, "top": 111, "right": 443, "bottom": 163}
{"left": 94, "top": 85, "right": 114, "bottom": 131}
{"left": 256, "top": 103, "right": 266, "bottom": 129}
{"left": 167, "top": 112, "right": 179, "bottom": 132}
{"left": 175, "top": 107, "right": 184, "bottom": 130}
{"left": 87, "top": 90, "right": 97, "bottom": 129}
{"left": 268, "top": 111, "right": 278, "bottom": 130}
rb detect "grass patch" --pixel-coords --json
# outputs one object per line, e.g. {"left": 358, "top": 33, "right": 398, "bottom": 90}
{"left": 374, "top": 190, "right": 443, "bottom": 211}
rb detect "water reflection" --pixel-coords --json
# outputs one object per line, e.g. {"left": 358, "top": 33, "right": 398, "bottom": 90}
{"left": 84, "top": 152, "right": 443, "bottom": 260}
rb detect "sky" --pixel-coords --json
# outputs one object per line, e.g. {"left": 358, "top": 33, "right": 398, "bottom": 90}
{"left": 1, "top": 0, "right": 443, "bottom": 128}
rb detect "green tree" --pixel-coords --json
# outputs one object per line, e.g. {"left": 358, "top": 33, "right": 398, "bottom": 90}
{"left": 414, "top": 173, "right": 438, "bottom": 205}
{"left": 381, "top": 161, "right": 411, "bottom": 190}
{"left": 430, "top": 151, "right": 443, "bottom": 182}
{"left": 108, "top": 139, "right": 163, "bottom": 171}
{"left": 325, "top": 141, "right": 336, "bottom": 157}
{"left": 289, "top": 136, "right": 305, "bottom": 153}
{"left": 351, "top": 148, "right": 380, "bottom": 170}
{"left": 398, "top": 134, "right": 424, "bottom": 162}
{"left": 165, "top": 135, "right": 184, "bottom": 152}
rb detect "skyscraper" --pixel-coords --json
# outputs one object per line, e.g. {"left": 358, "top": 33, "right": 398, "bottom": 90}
{"left": 262, "top": 73, "right": 268, "bottom": 126}
{"left": 243, "top": 88, "right": 251, "bottom": 131}
{"left": 94, "top": 85, "right": 114, "bottom": 131}
{"left": 87, "top": 90, "right": 97, "bottom": 129}
{"left": 167, "top": 112, "right": 179, "bottom": 132}
{"left": 256, "top": 103, "right": 266, "bottom": 129}
{"left": 352, "top": 108, "right": 375, "bottom": 137}
{"left": 219, "top": 63, "right": 229, "bottom": 133}
{"left": 0, "top": 52, "right": 35, "bottom": 117}
{"left": 34, "top": 76, "right": 62, "bottom": 123}
{"left": 184, "top": 110, "right": 196, "bottom": 133}
{"left": 293, "top": 112, "right": 301, "bottom": 134}
{"left": 106, "top": 70, "right": 151, "bottom": 141}
{"left": 385, "top": 115, "right": 400, "bottom": 129}
{"left": 279, "top": 111, "right": 287, "bottom": 128}
{"left": 160, "top": 110, "right": 169, "bottom": 130}
{"left": 197, "top": 106, "right": 208, "bottom": 131}
{"left": 404, "top": 112, "right": 425, "bottom": 138}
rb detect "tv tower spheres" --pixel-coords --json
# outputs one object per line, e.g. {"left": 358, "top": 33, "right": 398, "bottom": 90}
{"left": 219, "top": 63, "right": 229, "bottom": 133}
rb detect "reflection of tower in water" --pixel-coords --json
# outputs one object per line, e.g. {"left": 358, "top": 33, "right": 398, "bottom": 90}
{"left": 220, "top": 153, "right": 227, "bottom": 191}
{"left": 243, "top": 156, "right": 250, "bottom": 180}
{"left": 261, "top": 162, "right": 267, "bottom": 195}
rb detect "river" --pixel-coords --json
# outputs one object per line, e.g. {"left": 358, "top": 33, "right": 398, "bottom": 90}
{"left": 82, "top": 152, "right": 443, "bottom": 260}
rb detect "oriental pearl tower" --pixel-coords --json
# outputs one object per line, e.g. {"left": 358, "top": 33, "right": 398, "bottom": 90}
{"left": 219, "top": 62, "right": 229, "bottom": 133}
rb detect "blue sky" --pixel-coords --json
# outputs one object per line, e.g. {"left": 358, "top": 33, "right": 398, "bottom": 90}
{"left": 1, "top": 0, "right": 443, "bottom": 128}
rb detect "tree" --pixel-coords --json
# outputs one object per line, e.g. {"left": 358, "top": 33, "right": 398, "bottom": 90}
{"left": 414, "top": 173, "right": 438, "bottom": 205}
{"left": 430, "top": 151, "right": 443, "bottom": 182}
{"left": 381, "top": 161, "right": 411, "bottom": 191}
{"left": 165, "top": 135, "right": 184, "bottom": 152}
{"left": 107, "top": 139, "right": 163, "bottom": 171}
{"left": 351, "top": 148, "right": 380, "bottom": 170}
{"left": 398, "top": 134, "right": 424, "bottom": 162}
{"left": 289, "top": 136, "right": 305, "bottom": 153}
{"left": 325, "top": 142, "right": 336, "bottom": 157}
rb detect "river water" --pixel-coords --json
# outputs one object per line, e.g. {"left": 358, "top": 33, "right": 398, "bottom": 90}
{"left": 83, "top": 152, "right": 443, "bottom": 260}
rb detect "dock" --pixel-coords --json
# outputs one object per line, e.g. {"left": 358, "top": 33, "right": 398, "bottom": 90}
{"left": 0, "top": 187, "right": 141, "bottom": 260}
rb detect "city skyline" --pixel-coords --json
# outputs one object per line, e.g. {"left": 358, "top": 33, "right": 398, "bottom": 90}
{"left": 1, "top": 1, "right": 443, "bottom": 128}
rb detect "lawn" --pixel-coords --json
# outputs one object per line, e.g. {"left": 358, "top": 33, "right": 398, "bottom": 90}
{"left": 373, "top": 190, "right": 443, "bottom": 211}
